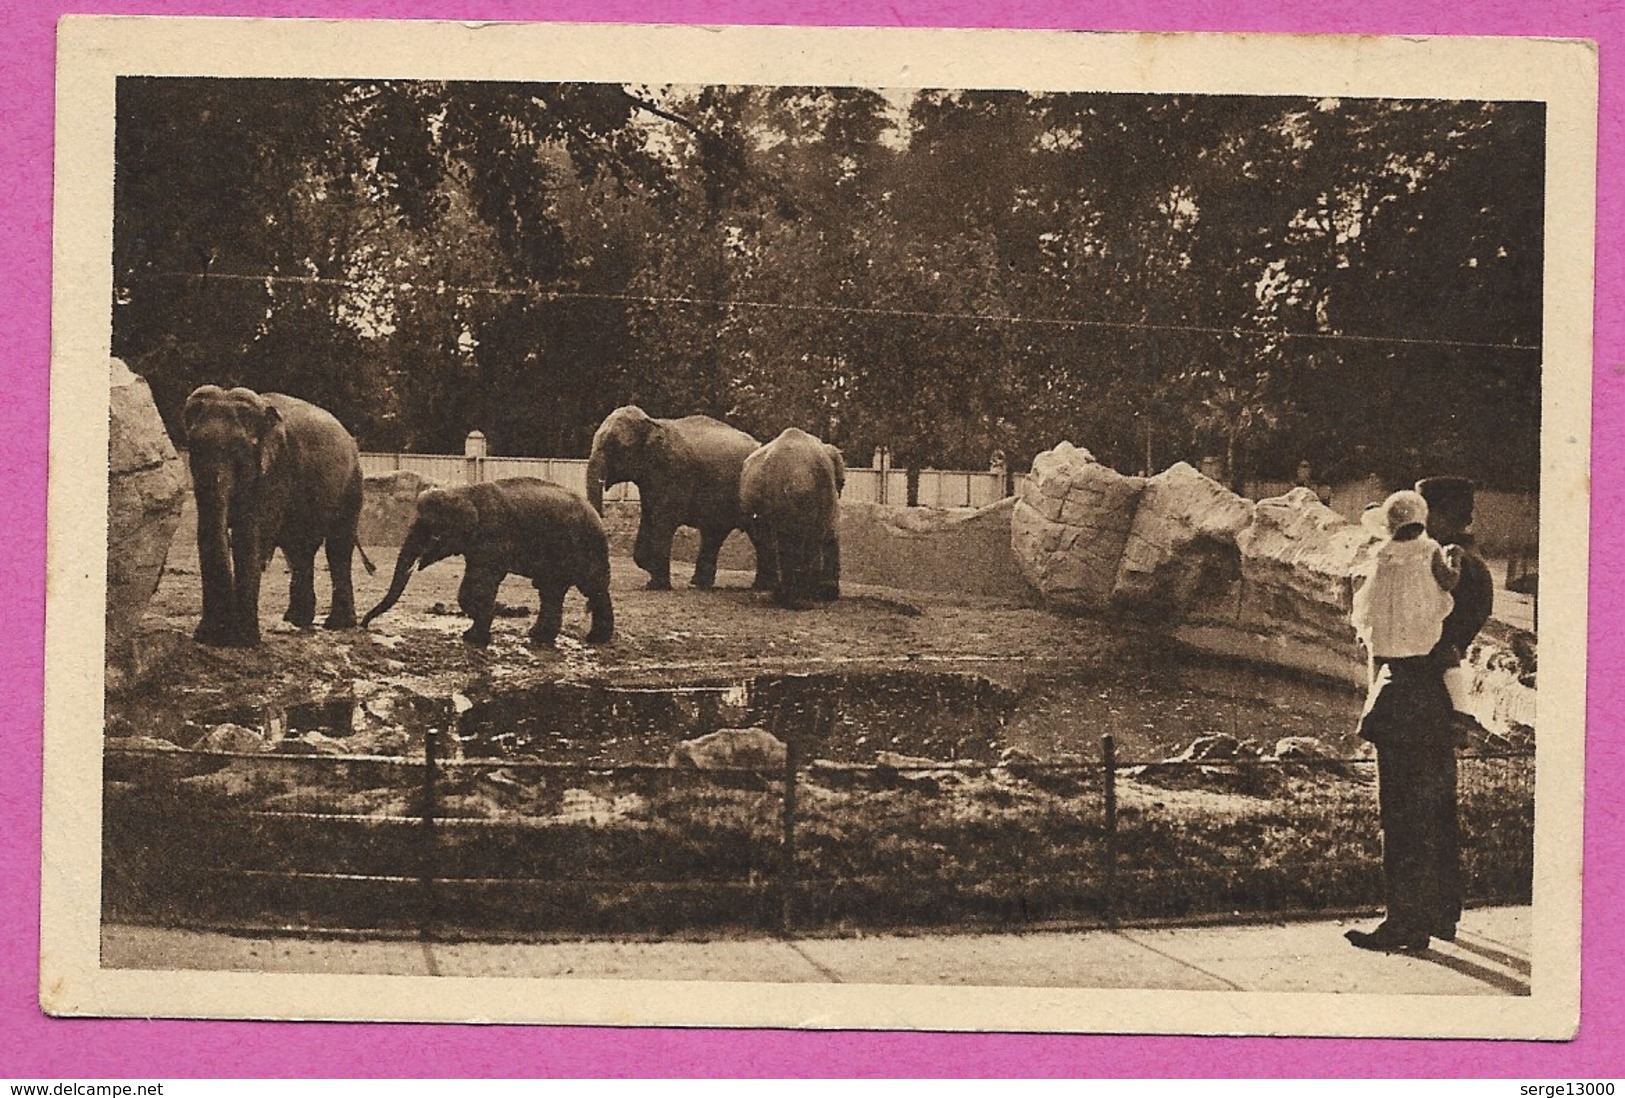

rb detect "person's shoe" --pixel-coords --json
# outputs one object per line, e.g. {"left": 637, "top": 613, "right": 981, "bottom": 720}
{"left": 1432, "top": 924, "right": 1457, "bottom": 942}
{"left": 1345, "top": 924, "right": 1430, "bottom": 952}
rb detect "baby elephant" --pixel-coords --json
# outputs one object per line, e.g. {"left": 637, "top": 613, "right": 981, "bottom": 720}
{"left": 362, "top": 478, "right": 614, "bottom": 647}
{"left": 740, "top": 428, "right": 845, "bottom": 608}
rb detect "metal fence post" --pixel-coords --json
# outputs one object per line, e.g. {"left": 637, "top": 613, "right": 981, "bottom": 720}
{"left": 781, "top": 734, "right": 799, "bottom": 936}
{"left": 1102, "top": 733, "right": 1118, "bottom": 928}
{"left": 420, "top": 725, "right": 439, "bottom": 940}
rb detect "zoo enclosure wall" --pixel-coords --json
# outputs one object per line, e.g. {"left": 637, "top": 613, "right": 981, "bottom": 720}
{"left": 357, "top": 451, "right": 1015, "bottom": 509}
{"left": 356, "top": 449, "right": 1539, "bottom": 557}
{"left": 162, "top": 445, "right": 1540, "bottom": 557}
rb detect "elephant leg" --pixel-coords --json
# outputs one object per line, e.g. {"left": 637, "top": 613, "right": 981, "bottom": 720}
{"left": 778, "top": 537, "right": 817, "bottom": 610}
{"left": 455, "top": 569, "right": 480, "bottom": 617}
{"left": 193, "top": 616, "right": 234, "bottom": 647}
{"left": 582, "top": 582, "right": 615, "bottom": 644}
{"left": 748, "top": 527, "right": 778, "bottom": 591}
{"left": 691, "top": 527, "right": 727, "bottom": 588}
{"left": 771, "top": 536, "right": 799, "bottom": 607}
{"left": 323, "top": 522, "right": 359, "bottom": 630}
{"left": 750, "top": 521, "right": 780, "bottom": 594}
{"left": 814, "top": 532, "right": 841, "bottom": 602}
{"left": 193, "top": 517, "right": 236, "bottom": 645}
{"left": 194, "top": 559, "right": 235, "bottom": 645}
{"left": 529, "top": 579, "right": 568, "bottom": 646}
{"left": 284, "top": 542, "right": 319, "bottom": 629}
{"left": 633, "top": 508, "right": 675, "bottom": 590}
{"left": 229, "top": 526, "right": 265, "bottom": 646}
{"left": 457, "top": 565, "right": 503, "bottom": 647}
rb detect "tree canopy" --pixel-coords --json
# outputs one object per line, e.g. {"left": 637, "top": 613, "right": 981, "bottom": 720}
{"left": 113, "top": 79, "right": 1544, "bottom": 491}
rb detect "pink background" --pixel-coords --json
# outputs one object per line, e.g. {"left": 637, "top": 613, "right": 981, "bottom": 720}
{"left": 2, "top": 0, "right": 1619, "bottom": 1078}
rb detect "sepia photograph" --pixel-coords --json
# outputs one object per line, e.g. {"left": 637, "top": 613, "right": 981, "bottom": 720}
{"left": 42, "top": 18, "right": 1594, "bottom": 1036}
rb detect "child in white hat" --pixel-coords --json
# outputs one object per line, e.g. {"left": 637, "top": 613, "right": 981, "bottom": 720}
{"left": 1352, "top": 489, "right": 1462, "bottom": 668}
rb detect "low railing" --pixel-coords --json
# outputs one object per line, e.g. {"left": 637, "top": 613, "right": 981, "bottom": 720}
{"left": 102, "top": 734, "right": 1534, "bottom": 940}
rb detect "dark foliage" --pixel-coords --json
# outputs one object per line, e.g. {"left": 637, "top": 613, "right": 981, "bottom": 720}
{"left": 114, "top": 81, "right": 1543, "bottom": 488}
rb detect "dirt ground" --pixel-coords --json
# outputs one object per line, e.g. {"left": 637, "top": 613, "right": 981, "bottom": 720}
{"left": 114, "top": 543, "right": 1364, "bottom": 764}
{"left": 122, "top": 545, "right": 1127, "bottom": 699}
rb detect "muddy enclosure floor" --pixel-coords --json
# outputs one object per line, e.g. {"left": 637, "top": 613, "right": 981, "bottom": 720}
{"left": 115, "top": 545, "right": 1365, "bottom": 765}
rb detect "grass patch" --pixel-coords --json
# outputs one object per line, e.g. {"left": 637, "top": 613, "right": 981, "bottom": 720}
{"left": 103, "top": 753, "right": 1533, "bottom": 935}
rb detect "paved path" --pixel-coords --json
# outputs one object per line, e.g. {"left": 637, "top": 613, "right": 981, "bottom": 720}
{"left": 102, "top": 905, "right": 1530, "bottom": 996}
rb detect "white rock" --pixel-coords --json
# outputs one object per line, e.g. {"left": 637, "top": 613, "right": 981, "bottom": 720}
{"left": 1114, "top": 462, "right": 1255, "bottom": 620}
{"left": 1010, "top": 442, "right": 1146, "bottom": 611}
{"left": 549, "top": 788, "right": 647, "bottom": 826}
{"left": 1271, "top": 736, "right": 1332, "bottom": 760}
{"left": 195, "top": 723, "right": 267, "bottom": 753}
{"left": 667, "top": 727, "right": 789, "bottom": 771}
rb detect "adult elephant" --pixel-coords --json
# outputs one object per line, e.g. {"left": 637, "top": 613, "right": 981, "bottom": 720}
{"left": 739, "top": 428, "right": 845, "bottom": 608}
{"left": 182, "top": 385, "right": 372, "bottom": 647}
{"left": 586, "top": 405, "right": 773, "bottom": 591}
{"left": 362, "top": 478, "right": 613, "bottom": 648}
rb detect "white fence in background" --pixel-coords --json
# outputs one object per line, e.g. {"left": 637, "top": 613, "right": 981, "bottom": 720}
{"left": 197, "top": 448, "right": 1531, "bottom": 544}
{"left": 360, "top": 451, "right": 1018, "bottom": 508}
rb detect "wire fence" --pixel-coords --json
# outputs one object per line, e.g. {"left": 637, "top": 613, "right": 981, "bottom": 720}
{"left": 102, "top": 730, "right": 1534, "bottom": 940}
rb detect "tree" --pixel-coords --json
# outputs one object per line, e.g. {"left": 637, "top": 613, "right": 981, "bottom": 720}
{"left": 114, "top": 80, "right": 1544, "bottom": 492}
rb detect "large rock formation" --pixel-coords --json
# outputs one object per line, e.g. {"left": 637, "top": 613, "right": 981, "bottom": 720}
{"left": 1177, "top": 488, "right": 1375, "bottom": 682}
{"left": 1114, "top": 462, "right": 1255, "bottom": 622}
{"left": 1011, "top": 442, "right": 1538, "bottom": 734}
{"left": 106, "top": 358, "right": 186, "bottom": 688}
{"left": 1010, "top": 443, "right": 1145, "bottom": 611}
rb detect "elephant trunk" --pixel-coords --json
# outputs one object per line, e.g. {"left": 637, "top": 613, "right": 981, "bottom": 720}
{"left": 361, "top": 529, "right": 425, "bottom": 627}
{"left": 192, "top": 463, "right": 237, "bottom": 639}
{"left": 586, "top": 450, "right": 609, "bottom": 514}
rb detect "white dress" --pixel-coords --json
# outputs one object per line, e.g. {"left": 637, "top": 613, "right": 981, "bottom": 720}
{"left": 1351, "top": 535, "right": 1455, "bottom": 660}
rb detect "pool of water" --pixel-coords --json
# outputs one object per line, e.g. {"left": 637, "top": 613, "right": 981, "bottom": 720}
{"left": 151, "top": 659, "right": 1363, "bottom": 768}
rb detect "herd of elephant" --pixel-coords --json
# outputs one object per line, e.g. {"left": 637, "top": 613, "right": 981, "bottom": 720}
{"left": 179, "top": 386, "right": 847, "bottom": 649}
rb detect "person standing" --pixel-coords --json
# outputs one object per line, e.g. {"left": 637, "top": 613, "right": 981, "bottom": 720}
{"left": 1415, "top": 475, "right": 1496, "bottom": 940}
{"left": 1343, "top": 483, "right": 1477, "bottom": 952}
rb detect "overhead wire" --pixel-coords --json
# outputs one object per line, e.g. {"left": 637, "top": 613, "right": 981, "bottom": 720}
{"left": 127, "top": 268, "right": 1543, "bottom": 355}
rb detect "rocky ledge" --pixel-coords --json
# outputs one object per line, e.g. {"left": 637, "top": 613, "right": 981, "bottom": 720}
{"left": 1012, "top": 443, "right": 1535, "bottom": 738}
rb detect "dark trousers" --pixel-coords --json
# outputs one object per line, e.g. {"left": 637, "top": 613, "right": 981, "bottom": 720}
{"left": 1376, "top": 741, "right": 1462, "bottom": 933}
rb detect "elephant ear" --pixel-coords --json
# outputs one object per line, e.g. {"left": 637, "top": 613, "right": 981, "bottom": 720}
{"left": 643, "top": 416, "right": 676, "bottom": 464}
{"left": 254, "top": 402, "right": 286, "bottom": 479}
{"left": 825, "top": 444, "right": 846, "bottom": 495}
{"left": 443, "top": 491, "right": 480, "bottom": 533}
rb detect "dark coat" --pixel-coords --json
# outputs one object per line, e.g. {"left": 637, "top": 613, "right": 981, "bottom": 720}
{"left": 1433, "top": 536, "right": 1494, "bottom": 662}
{"left": 1358, "top": 655, "right": 1454, "bottom": 750}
